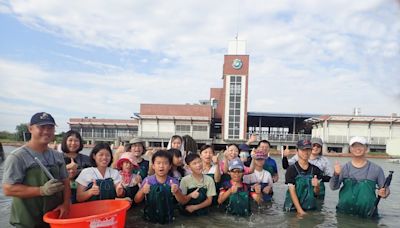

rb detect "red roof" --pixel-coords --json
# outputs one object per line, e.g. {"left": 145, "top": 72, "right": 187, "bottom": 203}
{"left": 69, "top": 118, "right": 138, "bottom": 126}
{"left": 140, "top": 104, "right": 211, "bottom": 118}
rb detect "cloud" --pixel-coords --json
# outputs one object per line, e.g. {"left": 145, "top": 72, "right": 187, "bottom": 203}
{"left": 0, "top": 0, "right": 399, "bottom": 132}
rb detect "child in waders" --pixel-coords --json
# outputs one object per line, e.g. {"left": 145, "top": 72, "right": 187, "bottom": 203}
{"left": 243, "top": 151, "right": 274, "bottom": 202}
{"left": 179, "top": 153, "right": 216, "bottom": 215}
{"left": 221, "top": 144, "right": 255, "bottom": 183}
{"left": 116, "top": 152, "right": 141, "bottom": 201}
{"left": 284, "top": 139, "right": 323, "bottom": 216}
{"left": 76, "top": 142, "right": 125, "bottom": 202}
{"left": 134, "top": 150, "right": 186, "bottom": 224}
{"left": 282, "top": 137, "right": 333, "bottom": 200}
{"left": 218, "top": 158, "right": 262, "bottom": 216}
{"left": 330, "top": 136, "right": 390, "bottom": 217}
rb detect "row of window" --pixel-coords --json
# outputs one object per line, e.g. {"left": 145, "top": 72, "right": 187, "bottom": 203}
{"left": 176, "top": 125, "right": 208, "bottom": 132}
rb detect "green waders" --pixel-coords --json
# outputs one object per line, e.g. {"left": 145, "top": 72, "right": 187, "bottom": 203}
{"left": 226, "top": 190, "right": 251, "bottom": 216}
{"left": 10, "top": 166, "right": 63, "bottom": 228}
{"left": 180, "top": 187, "right": 208, "bottom": 216}
{"left": 284, "top": 166, "right": 316, "bottom": 212}
{"left": 86, "top": 178, "right": 117, "bottom": 201}
{"left": 337, "top": 178, "right": 377, "bottom": 217}
{"left": 144, "top": 184, "right": 175, "bottom": 224}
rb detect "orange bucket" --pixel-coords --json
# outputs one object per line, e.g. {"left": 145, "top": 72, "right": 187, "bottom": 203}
{"left": 43, "top": 200, "right": 131, "bottom": 228}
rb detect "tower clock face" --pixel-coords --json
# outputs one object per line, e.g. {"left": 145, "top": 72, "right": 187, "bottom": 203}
{"left": 232, "top": 59, "right": 243, "bottom": 70}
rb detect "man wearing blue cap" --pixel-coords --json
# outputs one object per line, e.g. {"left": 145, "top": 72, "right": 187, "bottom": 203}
{"left": 2, "top": 112, "right": 70, "bottom": 227}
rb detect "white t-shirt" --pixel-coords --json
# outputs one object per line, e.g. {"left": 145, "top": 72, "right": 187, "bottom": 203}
{"left": 76, "top": 167, "right": 121, "bottom": 187}
{"left": 243, "top": 169, "right": 273, "bottom": 185}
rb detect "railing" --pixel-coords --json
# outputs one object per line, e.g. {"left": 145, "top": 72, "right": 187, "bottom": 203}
{"left": 248, "top": 132, "right": 311, "bottom": 142}
{"left": 327, "top": 135, "right": 387, "bottom": 145}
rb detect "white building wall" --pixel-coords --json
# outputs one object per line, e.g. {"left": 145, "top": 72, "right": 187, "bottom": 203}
{"left": 159, "top": 121, "right": 175, "bottom": 132}
{"left": 349, "top": 123, "right": 369, "bottom": 137}
{"left": 370, "top": 125, "right": 389, "bottom": 137}
{"left": 391, "top": 125, "right": 400, "bottom": 138}
{"left": 239, "top": 76, "right": 246, "bottom": 140}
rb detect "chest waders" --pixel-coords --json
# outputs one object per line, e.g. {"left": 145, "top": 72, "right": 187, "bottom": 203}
{"left": 222, "top": 183, "right": 251, "bottom": 217}
{"left": 337, "top": 163, "right": 377, "bottom": 217}
{"left": 260, "top": 183, "right": 273, "bottom": 202}
{"left": 284, "top": 166, "right": 316, "bottom": 212}
{"left": 125, "top": 185, "right": 139, "bottom": 202}
{"left": 86, "top": 178, "right": 117, "bottom": 201}
{"left": 11, "top": 165, "right": 63, "bottom": 228}
{"left": 144, "top": 184, "right": 174, "bottom": 224}
{"left": 318, "top": 181, "right": 326, "bottom": 200}
{"left": 206, "top": 173, "right": 220, "bottom": 205}
{"left": 263, "top": 163, "right": 275, "bottom": 177}
{"left": 180, "top": 187, "right": 208, "bottom": 216}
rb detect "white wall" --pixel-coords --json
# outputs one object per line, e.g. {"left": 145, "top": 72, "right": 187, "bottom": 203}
{"left": 349, "top": 123, "right": 369, "bottom": 137}
{"left": 386, "top": 138, "right": 400, "bottom": 156}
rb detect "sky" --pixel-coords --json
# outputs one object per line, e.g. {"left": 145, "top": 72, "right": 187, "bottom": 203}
{"left": 0, "top": 0, "right": 399, "bottom": 133}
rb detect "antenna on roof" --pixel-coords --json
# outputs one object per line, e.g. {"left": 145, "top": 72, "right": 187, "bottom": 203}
{"left": 235, "top": 0, "right": 240, "bottom": 41}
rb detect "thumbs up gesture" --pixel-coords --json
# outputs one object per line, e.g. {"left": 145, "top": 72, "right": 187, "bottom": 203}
{"left": 311, "top": 175, "right": 319, "bottom": 187}
{"left": 283, "top": 145, "right": 290, "bottom": 157}
{"left": 334, "top": 161, "right": 342, "bottom": 175}
{"left": 141, "top": 180, "right": 150, "bottom": 194}
{"left": 170, "top": 179, "right": 179, "bottom": 194}
{"left": 116, "top": 182, "right": 124, "bottom": 196}
{"left": 230, "top": 184, "right": 238, "bottom": 193}
{"left": 253, "top": 183, "right": 261, "bottom": 194}
{"left": 89, "top": 179, "right": 100, "bottom": 196}
{"left": 66, "top": 158, "right": 78, "bottom": 178}
{"left": 190, "top": 188, "right": 200, "bottom": 199}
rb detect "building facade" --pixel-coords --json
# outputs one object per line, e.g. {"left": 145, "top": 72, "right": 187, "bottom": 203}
{"left": 310, "top": 114, "right": 400, "bottom": 153}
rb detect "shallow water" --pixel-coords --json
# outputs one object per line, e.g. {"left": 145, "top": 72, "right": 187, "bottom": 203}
{"left": 0, "top": 146, "right": 399, "bottom": 227}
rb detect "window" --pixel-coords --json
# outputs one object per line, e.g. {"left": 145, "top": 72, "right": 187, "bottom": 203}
{"left": 176, "top": 125, "right": 190, "bottom": 132}
{"left": 193, "top": 125, "right": 207, "bottom": 131}
{"left": 227, "top": 75, "right": 243, "bottom": 139}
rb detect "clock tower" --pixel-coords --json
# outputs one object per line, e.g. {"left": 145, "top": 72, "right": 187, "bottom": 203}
{"left": 222, "top": 40, "right": 249, "bottom": 140}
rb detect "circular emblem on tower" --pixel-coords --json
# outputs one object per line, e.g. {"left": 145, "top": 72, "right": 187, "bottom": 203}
{"left": 232, "top": 58, "right": 243, "bottom": 70}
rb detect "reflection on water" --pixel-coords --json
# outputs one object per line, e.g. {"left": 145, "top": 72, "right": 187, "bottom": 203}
{"left": 0, "top": 146, "right": 398, "bottom": 227}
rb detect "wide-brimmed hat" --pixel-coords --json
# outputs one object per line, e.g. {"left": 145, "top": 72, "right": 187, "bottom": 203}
{"left": 116, "top": 152, "right": 139, "bottom": 170}
{"left": 129, "top": 138, "right": 144, "bottom": 145}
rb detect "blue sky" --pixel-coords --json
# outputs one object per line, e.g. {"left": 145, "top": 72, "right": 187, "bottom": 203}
{"left": 0, "top": 0, "right": 399, "bottom": 133}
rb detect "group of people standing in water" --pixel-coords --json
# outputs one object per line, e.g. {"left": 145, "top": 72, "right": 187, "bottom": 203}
{"left": 1, "top": 112, "right": 391, "bottom": 227}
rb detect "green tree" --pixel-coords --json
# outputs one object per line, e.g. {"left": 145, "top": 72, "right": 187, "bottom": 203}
{"left": 15, "top": 123, "right": 29, "bottom": 141}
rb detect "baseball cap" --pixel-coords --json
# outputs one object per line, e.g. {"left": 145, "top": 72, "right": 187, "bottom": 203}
{"left": 30, "top": 112, "right": 56, "bottom": 126}
{"left": 228, "top": 157, "right": 244, "bottom": 171}
{"left": 311, "top": 137, "right": 323, "bottom": 146}
{"left": 253, "top": 150, "right": 267, "bottom": 160}
{"left": 349, "top": 136, "right": 367, "bottom": 146}
{"left": 297, "top": 139, "right": 312, "bottom": 149}
{"left": 238, "top": 144, "right": 250, "bottom": 152}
